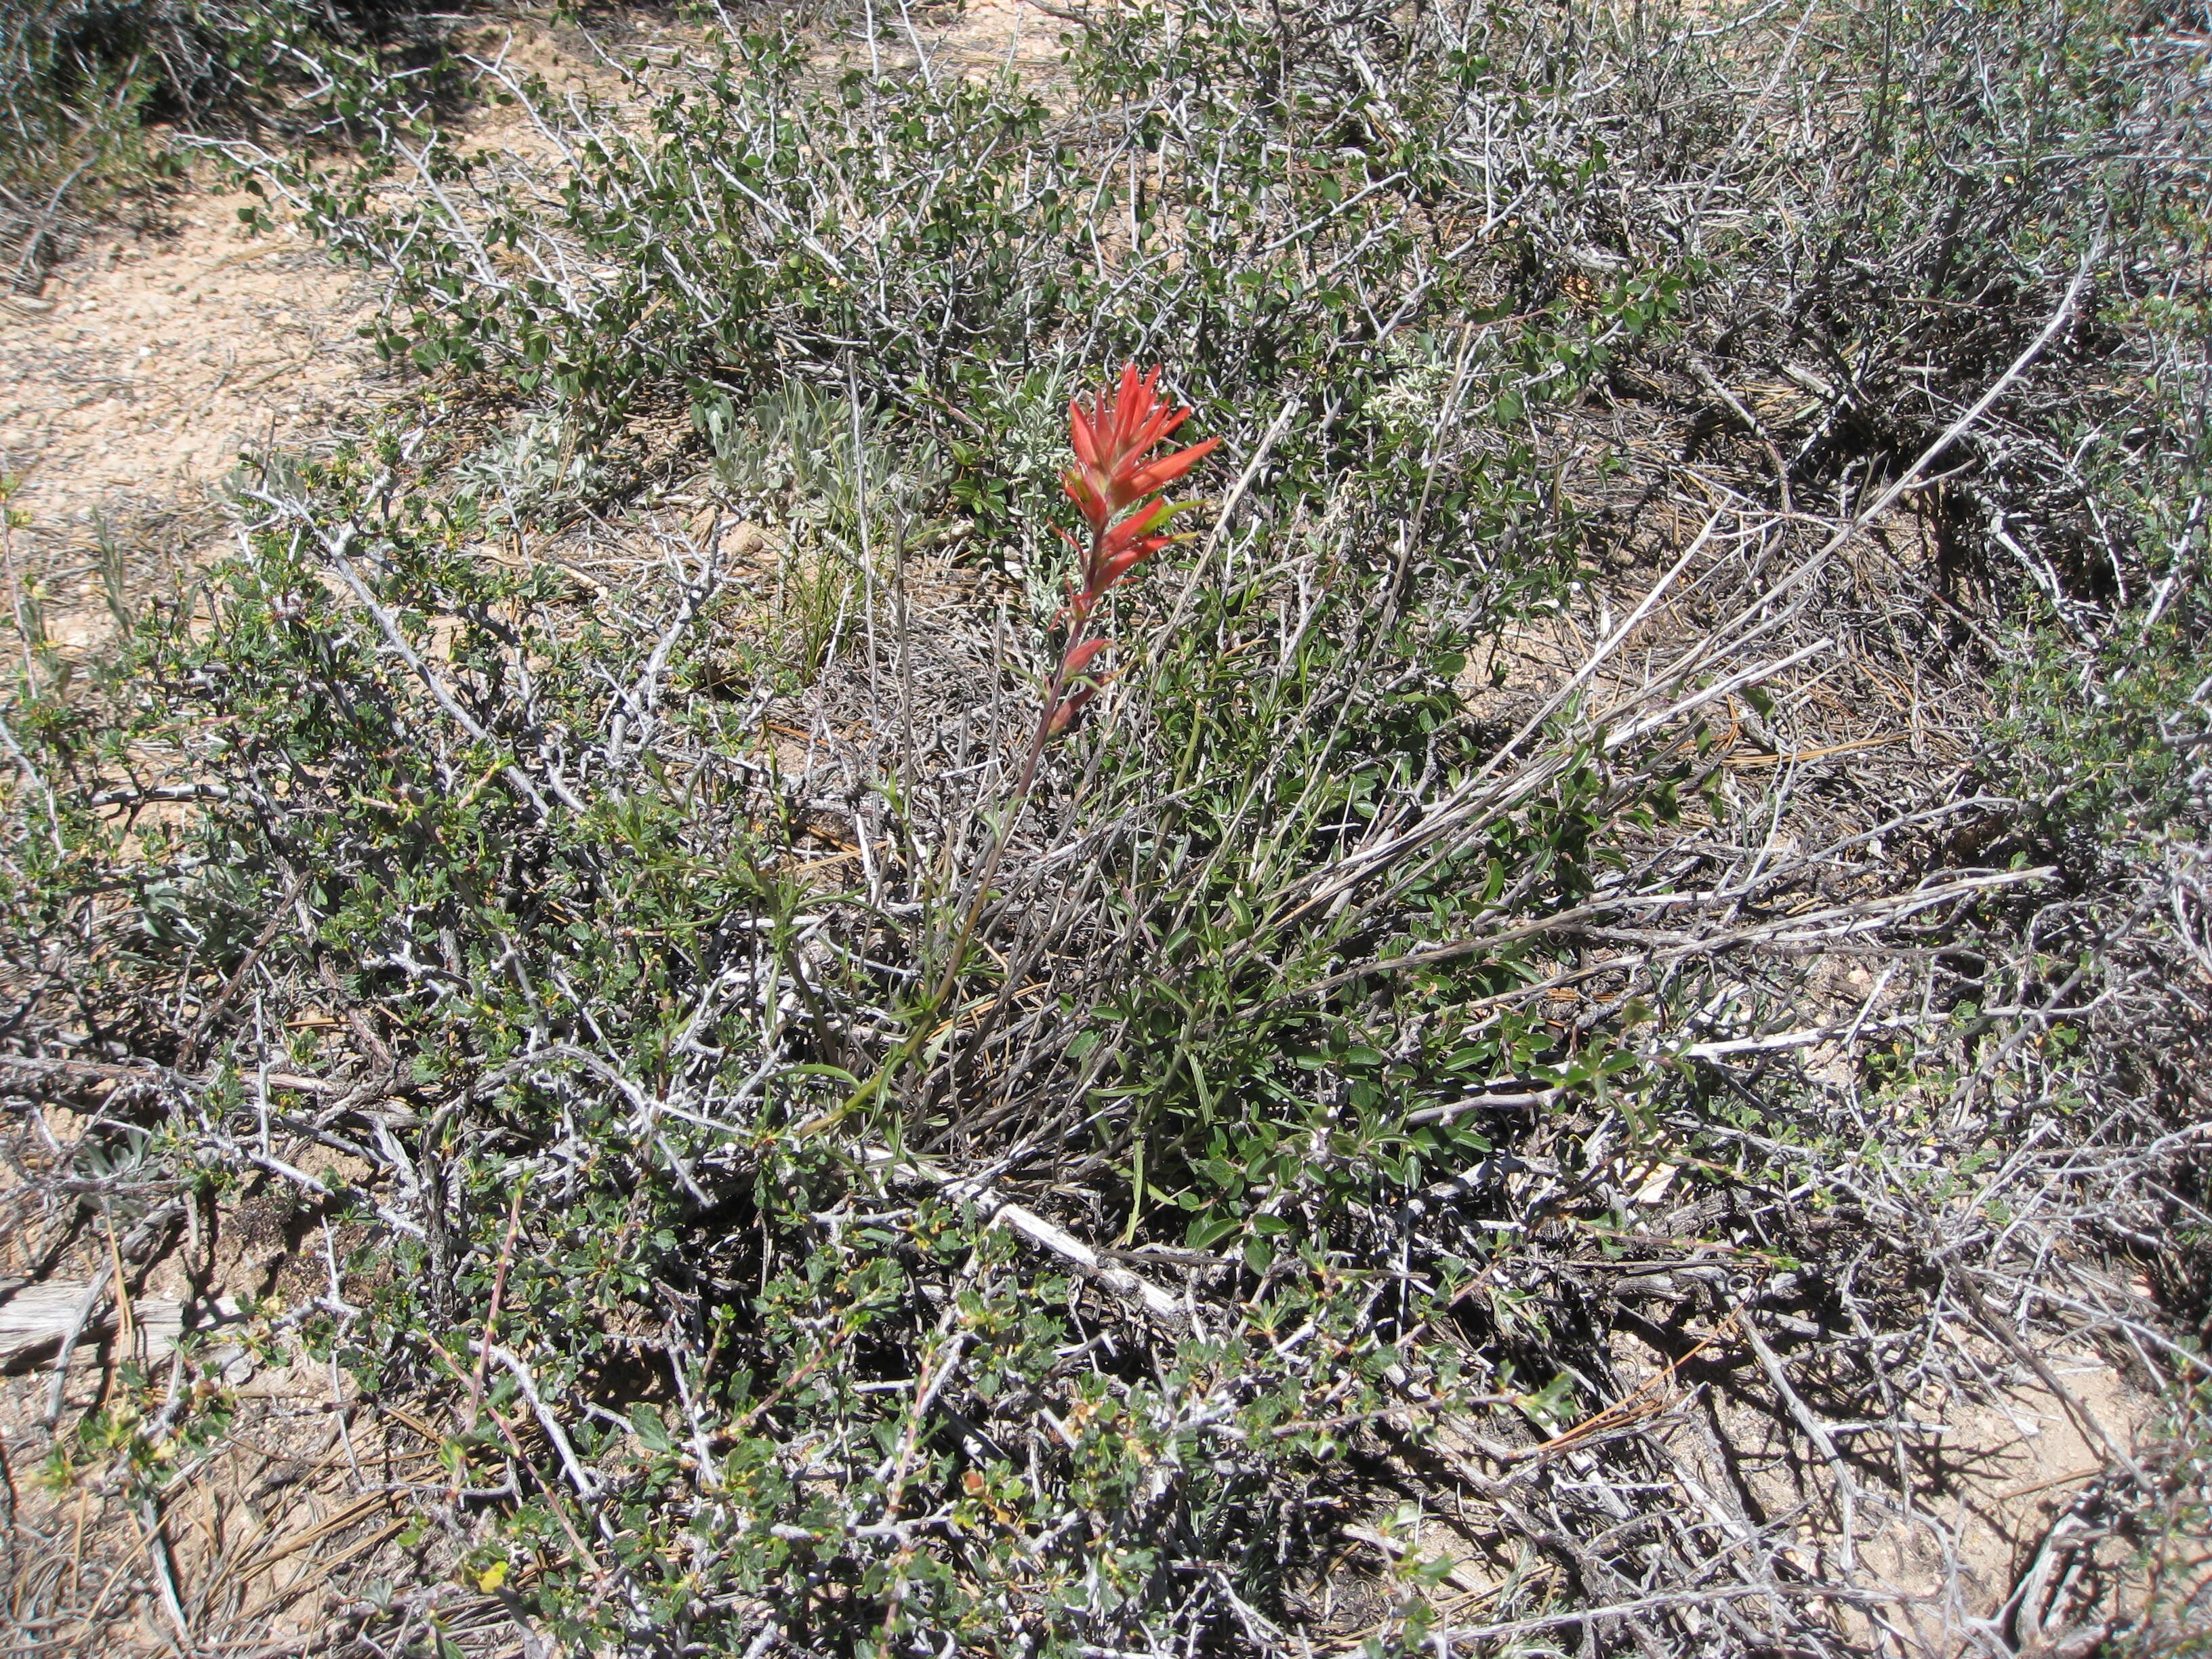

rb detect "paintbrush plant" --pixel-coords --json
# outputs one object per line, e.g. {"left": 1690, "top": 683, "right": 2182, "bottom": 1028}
{"left": 928, "top": 365, "right": 1219, "bottom": 1008}
{"left": 1047, "top": 364, "right": 1222, "bottom": 737}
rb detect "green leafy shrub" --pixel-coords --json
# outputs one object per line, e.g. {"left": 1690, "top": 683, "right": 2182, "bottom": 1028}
{"left": 9, "top": 3, "right": 2212, "bottom": 1655}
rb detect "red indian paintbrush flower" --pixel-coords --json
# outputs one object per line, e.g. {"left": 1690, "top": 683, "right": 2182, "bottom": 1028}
{"left": 1048, "top": 365, "right": 1220, "bottom": 735}
{"left": 928, "top": 365, "right": 1222, "bottom": 1010}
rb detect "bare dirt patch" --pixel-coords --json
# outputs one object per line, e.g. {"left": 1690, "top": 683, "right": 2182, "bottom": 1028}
{"left": 928, "top": 0, "right": 1070, "bottom": 80}
{"left": 0, "top": 185, "right": 377, "bottom": 650}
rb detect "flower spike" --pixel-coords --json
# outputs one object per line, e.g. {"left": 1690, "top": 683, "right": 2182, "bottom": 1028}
{"left": 1061, "top": 367, "right": 1221, "bottom": 538}
{"left": 928, "top": 366, "right": 1221, "bottom": 1009}
{"left": 1036, "top": 365, "right": 1221, "bottom": 739}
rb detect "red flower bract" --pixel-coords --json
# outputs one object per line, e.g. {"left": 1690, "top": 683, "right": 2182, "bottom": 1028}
{"left": 1063, "top": 365, "right": 1221, "bottom": 541}
{"left": 1046, "top": 365, "right": 1220, "bottom": 737}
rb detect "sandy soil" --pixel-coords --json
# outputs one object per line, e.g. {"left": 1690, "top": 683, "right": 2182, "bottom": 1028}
{"left": 0, "top": 188, "right": 377, "bottom": 650}
{"left": 926, "top": 0, "right": 1072, "bottom": 79}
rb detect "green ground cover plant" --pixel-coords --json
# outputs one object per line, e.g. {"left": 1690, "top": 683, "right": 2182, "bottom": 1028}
{"left": 3, "top": 1, "right": 2210, "bottom": 1655}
